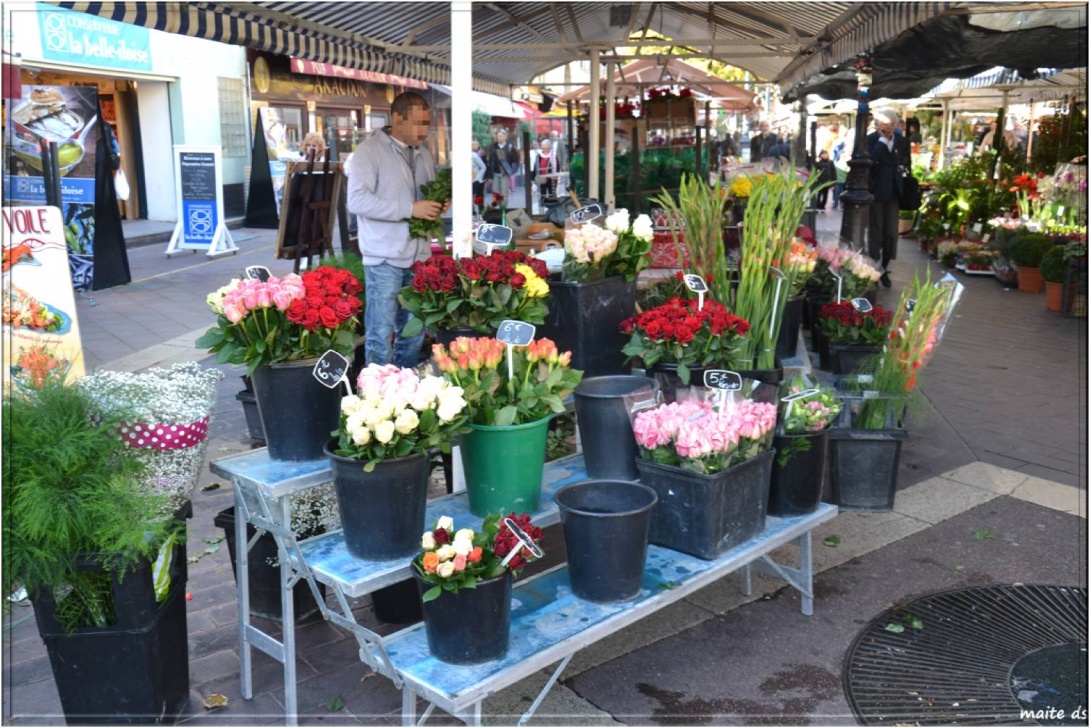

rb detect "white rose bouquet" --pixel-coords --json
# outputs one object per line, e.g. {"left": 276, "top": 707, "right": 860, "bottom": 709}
{"left": 330, "top": 363, "right": 470, "bottom": 471}
{"left": 562, "top": 208, "right": 654, "bottom": 282}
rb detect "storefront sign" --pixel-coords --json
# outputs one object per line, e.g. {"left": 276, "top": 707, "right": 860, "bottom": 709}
{"left": 36, "top": 3, "right": 152, "bottom": 73}
{"left": 289, "top": 57, "right": 427, "bottom": 89}
{"left": 165, "top": 146, "right": 238, "bottom": 257}
{"left": 2, "top": 205, "right": 86, "bottom": 393}
{"left": 4, "top": 84, "right": 99, "bottom": 290}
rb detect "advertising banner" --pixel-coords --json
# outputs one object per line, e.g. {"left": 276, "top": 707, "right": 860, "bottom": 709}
{"left": 4, "top": 84, "right": 99, "bottom": 290}
{"left": 36, "top": 2, "right": 152, "bottom": 73}
{"left": 2, "top": 205, "right": 86, "bottom": 394}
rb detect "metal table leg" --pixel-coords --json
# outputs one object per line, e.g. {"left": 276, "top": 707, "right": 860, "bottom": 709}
{"left": 235, "top": 485, "right": 253, "bottom": 700}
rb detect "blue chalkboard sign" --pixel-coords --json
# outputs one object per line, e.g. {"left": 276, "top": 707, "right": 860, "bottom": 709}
{"left": 496, "top": 320, "right": 535, "bottom": 347}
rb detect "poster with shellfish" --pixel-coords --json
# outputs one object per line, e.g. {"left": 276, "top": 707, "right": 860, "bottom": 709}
{"left": 4, "top": 85, "right": 99, "bottom": 291}
{"left": 2, "top": 205, "right": 86, "bottom": 393}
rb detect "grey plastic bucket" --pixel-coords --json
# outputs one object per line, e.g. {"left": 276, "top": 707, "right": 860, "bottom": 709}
{"left": 574, "top": 375, "right": 656, "bottom": 480}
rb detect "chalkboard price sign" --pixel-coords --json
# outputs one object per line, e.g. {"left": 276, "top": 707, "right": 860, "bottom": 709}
{"left": 905, "top": 298, "right": 917, "bottom": 314}
{"left": 312, "top": 350, "right": 350, "bottom": 389}
{"left": 703, "top": 370, "right": 742, "bottom": 391}
{"left": 497, "top": 320, "right": 535, "bottom": 347}
{"left": 569, "top": 204, "right": 603, "bottom": 225}
{"left": 851, "top": 297, "right": 873, "bottom": 313}
{"left": 476, "top": 224, "right": 513, "bottom": 246}
{"left": 683, "top": 274, "right": 708, "bottom": 293}
{"left": 782, "top": 388, "right": 820, "bottom": 402}
{"left": 502, "top": 517, "right": 544, "bottom": 559}
{"left": 245, "top": 266, "right": 271, "bottom": 282}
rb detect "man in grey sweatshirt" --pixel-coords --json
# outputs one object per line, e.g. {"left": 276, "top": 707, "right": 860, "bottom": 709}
{"left": 347, "top": 92, "right": 447, "bottom": 367}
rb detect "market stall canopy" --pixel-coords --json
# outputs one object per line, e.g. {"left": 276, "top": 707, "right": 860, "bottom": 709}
{"left": 52, "top": 1, "right": 956, "bottom": 93}
{"left": 925, "top": 67, "right": 1088, "bottom": 110}
{"left": 779, "top": 4, "right": 1088, "bottom": 101}
{"left": 557, "top": 57, "right": 756, "bottom": 112}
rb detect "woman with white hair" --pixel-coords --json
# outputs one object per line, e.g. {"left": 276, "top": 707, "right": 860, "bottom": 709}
{"left": 866, "top": 110, "right": 912, "bottom": 287}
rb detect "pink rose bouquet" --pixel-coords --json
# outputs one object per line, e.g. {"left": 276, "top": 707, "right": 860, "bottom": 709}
{"left": 633, "top": 398, "right": 777, "bottom": 475}
{"left": 563, "top": 222, "right": 619, "bottom": 281}
{"left": 812, "top": 246, "right": 881, "bottom": 299}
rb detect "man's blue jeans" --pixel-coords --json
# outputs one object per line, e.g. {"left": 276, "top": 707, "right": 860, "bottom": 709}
{"left": 364, "top": 263, "right": 424, "bottom": 368}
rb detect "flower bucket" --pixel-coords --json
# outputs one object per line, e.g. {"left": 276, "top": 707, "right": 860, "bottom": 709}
{"left": 574, "top": 375, "right": 656, "bottom": 480}
{"left": 537, "top": 276, "right": 636, "bottom": 378}
{"left": 326, "top": 443, "right": 430, "bottom": 560}
{"left": 775, "top": 294, "right": 805, "bottom": 361}
{"left": 413, "top": 569, "right": 511, "bottom": 664}
{"left": 648, "top": 362, "right": 709, "bottom": 403}
{"left": 828, "top": 343, "right": 882, "bottom": 375}
{"left": 460, "top": 417, "right": 551, "bottom": 517}
{"left": 768, "top": 431, "right": 829, "bottom": 517}
{"left": 826, "top": 427, "right": 907, "bottom": 511}
{"left": 635, "top": 449, "right": 775, "bottom": 560}
{"left": 432, "top": 327, "right": 486, "bottom": 349}
{"left": 251, "top": 358, "right": 341, "bottom": 461}
{"left": 555, "top": 480, "right": 658, "bottom": 603}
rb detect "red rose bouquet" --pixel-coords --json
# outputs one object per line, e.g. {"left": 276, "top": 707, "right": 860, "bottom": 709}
{"left": 619, "top": 297, "right": 750, "bottom": 384}
{"left": 196, "top": 266, "right": 362, "bottom": 375}
{"left": 817, "top": 301, "right": 893, "bottom": 345}
{"left": 413, "top": 513, "right": 544, "bottom": 601}
{"left": 399, "top": 250, "right": 551, "bottom": 337}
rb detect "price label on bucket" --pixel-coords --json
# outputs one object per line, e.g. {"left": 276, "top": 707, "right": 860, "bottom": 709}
{"left": 851, "top": 298, "right": 873, "bottom": 313}
{"left": 496, "top": 320, "right": 535, "bottom": 347}
{"left": 501, "top": 517, "right": 544, "bottom": 562}
{"left": 313, "top": 350, "right": 351, "bottom": 389}
{"left": 569, "top": 204, "right": 603, "bottom": 225}
{"left": 244, "top": 265, "right": 271, "bottom": 282}
{"left": 703, "top": 370, "right": 742, "bottom": 391}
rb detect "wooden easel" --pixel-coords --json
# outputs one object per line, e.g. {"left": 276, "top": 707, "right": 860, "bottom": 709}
{"left": 274, "top": 154, "right": 345, "bottom": 272}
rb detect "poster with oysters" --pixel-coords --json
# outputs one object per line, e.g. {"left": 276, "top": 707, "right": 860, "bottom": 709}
{"left": 4, "top": 85, "right": 99, "bottom": 291}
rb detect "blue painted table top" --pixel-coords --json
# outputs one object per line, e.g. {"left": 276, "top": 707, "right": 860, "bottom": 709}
{"left": 209, "top": 448, "right": 332, "bottom": 499}
{"left": 383, "top": 503, "right": 837, "bottom": 710}
{"left": 297, "top": 454, "right": 589, "bottom": 596}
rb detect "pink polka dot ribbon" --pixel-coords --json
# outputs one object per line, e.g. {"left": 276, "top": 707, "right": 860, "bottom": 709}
{"left": 119, "top": 416, "right": 209, "bottom": 450}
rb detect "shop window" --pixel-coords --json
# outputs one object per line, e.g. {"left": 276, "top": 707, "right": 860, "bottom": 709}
{"left": 217, "top": 77, "right": 248, "bottom": 158}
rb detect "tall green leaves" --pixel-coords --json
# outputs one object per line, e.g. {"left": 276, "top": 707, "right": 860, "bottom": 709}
{"left": 651, "top": 173, "right": 731, "bottom": 305}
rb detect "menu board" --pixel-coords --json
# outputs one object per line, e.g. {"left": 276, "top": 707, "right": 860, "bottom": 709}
{"left": 165, "top": 146, "right": 238, "bottom": 257}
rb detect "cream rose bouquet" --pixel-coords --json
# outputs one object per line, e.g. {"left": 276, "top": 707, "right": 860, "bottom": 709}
{"left": 562, "top": 208, "right": 653, "bottom": 282}
{"left": 330, "top": 363, "right": 469, "bottom": 471}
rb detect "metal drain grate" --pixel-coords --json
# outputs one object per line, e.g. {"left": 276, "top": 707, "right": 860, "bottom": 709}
{"left": 844, "top": 584, "right": 1087, "bottom": 725}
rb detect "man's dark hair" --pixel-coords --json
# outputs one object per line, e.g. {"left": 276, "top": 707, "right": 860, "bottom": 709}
{"left": 391, "top": 92, "right": 429, "bottom": 119}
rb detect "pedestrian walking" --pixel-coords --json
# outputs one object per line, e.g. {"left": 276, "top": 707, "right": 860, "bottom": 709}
{"left": 866, "top": 110, "right": 912, "bottom": 288}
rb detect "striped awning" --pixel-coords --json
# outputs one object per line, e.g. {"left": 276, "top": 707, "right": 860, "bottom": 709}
{"left": 775, "top": 2, "right": 960, "bottom": 96}
{"left": 56, "top": 1, "right": 511, "bottom": 96}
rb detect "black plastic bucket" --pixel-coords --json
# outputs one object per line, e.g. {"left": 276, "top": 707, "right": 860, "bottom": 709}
{"left": 827, "top": 427, "right": 908, "bottom": 511}
{"left": 555, "top": 480, "right": 658, "bottom": 603}
{"left": 251, "top": 359, "right": 341, "bottom": 462}
{"left": 574, "top": 375, "right": 656, "bottom": 481}
{"left": 768, "top": 431, "right": 829, "bottom": 517}
{"left": 413, "top": 570, "right": 512, "bottom": 664}
{"left": 326, "top": 442, "right": 430, "bottom": 560}
{"left": 537, "top": 277, "right": 636, "bottom": 378}
{"left": 775, "top": 294, "right": 805, "bottom": 361}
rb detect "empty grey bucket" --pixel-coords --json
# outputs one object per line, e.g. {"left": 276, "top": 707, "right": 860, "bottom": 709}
{"left": 555, "top": 480, "right": 658, "bottom": 603}
{"left": 574, "top": 375, "right": 656, "bottom": 480}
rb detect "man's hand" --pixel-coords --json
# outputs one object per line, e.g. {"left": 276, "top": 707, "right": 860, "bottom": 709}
{"left": 412, "top": 200, "right": 443, "bottom": 220}
{"left": 440, "top": 198, "right": 452, "bottom": 214}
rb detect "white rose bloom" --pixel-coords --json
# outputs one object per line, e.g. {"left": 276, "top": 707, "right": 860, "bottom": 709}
{"left": 436, "top": 561, "right": 455, "bottom": 578}
{"left": 351, "top": 427, "right": 371, "bottom": 446}
{"left": 374, "top": 420, "right": 396, "bottom": 444}
{"left": 605, "top": 209, "right": 630, "bottom": 234}
{"left": 435, "top": 544, "right": 456, "bottom": 561}
{"left": 436, "top": 516, "right": 454, "bottom": 532}
{"left": 361, "top": 405, "right": 385, "bottom": 428}
{"left": 394, "top": 408, "right": 419, "bottom": 435}
{"left": 453, "top": 528, "right": 475, "bottom": 544}
{"left": 340, "top": 394, "right": 362, "bottom": 414}
{"left": 453, "top": 539, "right": 473, "bottom": 556}
{"left": 346, "top": 412, "right": 366, "bottom": 435}
{"left": 632, "top": 214, "right": 654, "bottom": 242}
{"left": 421, "top": 531, "right": 436, "bottom": 550}
{"left": 436, "top": 390, "right": 468, "bottom": 422}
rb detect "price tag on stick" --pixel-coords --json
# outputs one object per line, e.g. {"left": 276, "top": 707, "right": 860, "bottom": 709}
{"left": 781, "top": 388, "right": 820, "bottom": 423}
{"left": 683, "top": 273, "right": 708, "bottom": 311}
{"left": 500, "top": 517, "right": 544, "bottom": 567}
{"left": 851, "top": 297, "right": 873, "bottom": 313}
{"left": 497, "top": 320, "right": 535, "bottom": 381}
{"left": 831, "top": 269, "right": 844, "bottom": 303}
{"left": 473, "top": 224, "right": 514, "bottom": 257}
{"left": 244, "top": 265, "right": 271, "bottom": 282}
{"left": 313, "top": 350, "right": 352, "bottom": 394}
{"left": 704, "top": 369, "right": 741, "bottom": 419}
{"left": 569, "top": 203, "right": 603, "bottom": 225}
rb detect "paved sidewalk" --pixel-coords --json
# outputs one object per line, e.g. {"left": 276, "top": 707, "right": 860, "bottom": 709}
{"left": 3, "top": 213, "right": 1086, "bottom": 725}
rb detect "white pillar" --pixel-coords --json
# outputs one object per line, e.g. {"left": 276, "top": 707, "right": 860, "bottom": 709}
{"left": 1026, "top": 100, "right": 1036, "bottom": 164}
{"left": 450, "top": 1, "right": 473, "bottom": 258}
{"left": 604, "top": 60, "right": 616, "bottom": 210}
{"left": 938, "top": 100, "right": 951, "bottom": 171}
{"left": 588, "top": 50, "right": 600, "bottom": 201}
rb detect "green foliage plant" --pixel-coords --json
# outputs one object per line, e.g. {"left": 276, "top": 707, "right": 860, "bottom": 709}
{"left": 1040, "top": 245, "right": 1067, "bottom": 283}
{"left": 650, "top": 173, "right": 730, "bottom": 305}
{"left": 3, "top": 381, "right": 171, "bottom": 630}
{"left": 1009, "top": 232, "right": 1053, "bottom": 268}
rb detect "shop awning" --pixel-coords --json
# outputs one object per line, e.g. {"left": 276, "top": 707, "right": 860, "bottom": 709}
{"left": 289, "top": 58, "right": 428, "bottom": 89}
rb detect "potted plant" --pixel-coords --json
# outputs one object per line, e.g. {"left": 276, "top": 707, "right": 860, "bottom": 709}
{"left": 325, "top": 363, "right": 469, "bottom": 560}
{"left": 1041, "top": 244, "right": 1068, "bottom": 311}
{"left": 411, "top": 513, "right": 543, "bottom": 664}
{"left": 537, "top": 208, "right": 653, "bottom": 377}
{"left": 768, "top": 376, "right": 842, "bottom": 517}
{"left": 632, "top": 392, "right": 778, "bottom": 559}
{"left": 619, "top": 296, "right": 750, "bottom": 400}
{"left": 1062, "top": 241, "right": 1088, "bottom": 317}
{"left": 196, "top": 266, "right": 363, "bottom": 461}
{"left": 398, "top": 249, "right": 551, "bottom": 345}
{"left": 1009, "top": 231, "right": 1053, "bottom": 292}
{"left": 828, "top": 269, "right": 962, "bottom": 510}
{"left": 433, "top": 336, "right": 582, "bottom": 516}
{"left": 958, "top": 242, "right": 998, "bottom": 274}
{"left": 3, "top": 379, "right": 190, "bottom": 724}
{"left": 816, "top": 300, "right": 893, "bottom": 374}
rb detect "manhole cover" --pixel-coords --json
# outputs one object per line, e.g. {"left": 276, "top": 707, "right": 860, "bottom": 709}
{"left": 844, "top": 584, "right": 1087, "bottom": 725}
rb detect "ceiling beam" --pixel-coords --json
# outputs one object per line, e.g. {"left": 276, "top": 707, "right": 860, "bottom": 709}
{"left": 565, "top": 4, "right": 585, "bottom": 45}
{"left": 623, "top": 3, "right": 644, "bottom": 40}
{"left": 471, "top": 51, "right": 790, "bottom": 63}
{"left": 402, "top": 15, "right": 450, "bottom": 48}
{"left": 483, "top": 3, "right": 550, "bottom": 43}
{"left": 548, "top": 3, "right": 569, "bottom": 44}
{"left": 404, "top": 36, "right": 801, "bottom": 53}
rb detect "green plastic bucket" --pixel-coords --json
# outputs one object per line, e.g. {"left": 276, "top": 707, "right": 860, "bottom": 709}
{"left": 461, "top": 416, "right": 552, "bottom": 517}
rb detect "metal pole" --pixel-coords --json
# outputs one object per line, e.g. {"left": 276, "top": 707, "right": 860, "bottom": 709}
{"left": 937, "top": 100, "right": 950, "bottom": 171}
{"left": 839, "top": 55, "right": 874, "bottom": 248}
{"left": 1026, "top": 100, "right": 1036, "bottom": 165}
{"left": 589, "top": 50, "right": 600, "bottom": 200}
{"left": 604, "top": 60, "right": 615, "bottom": 209}
{"left": 631, "top": 122, "right": 642, "bottom": 214}
{"left": 450, "top": 1, "right": 473, "bottom": 257}
{"left": 522, "top": 128, "right": 533, "bottom": 213}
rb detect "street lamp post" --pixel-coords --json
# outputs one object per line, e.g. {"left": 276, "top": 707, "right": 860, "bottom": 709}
{"left": 839, "top": 55, "right": 874, "bottom": 248}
